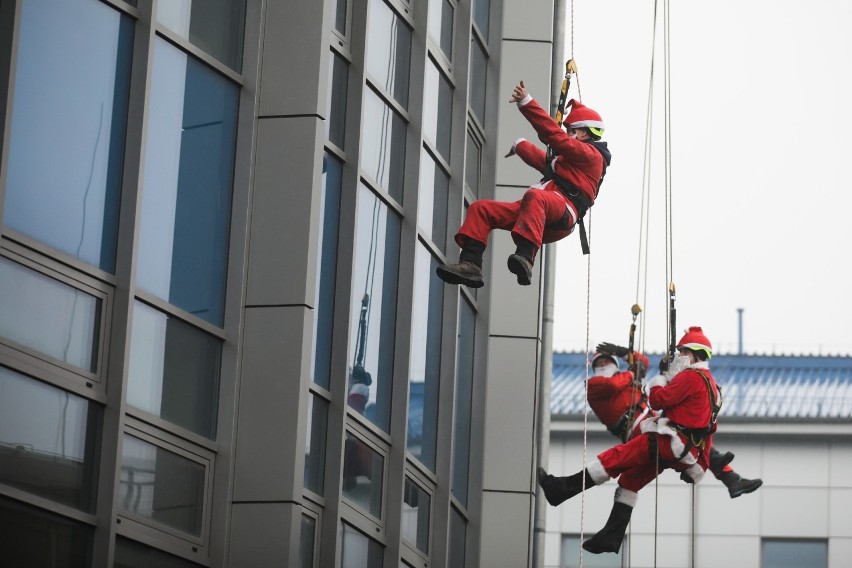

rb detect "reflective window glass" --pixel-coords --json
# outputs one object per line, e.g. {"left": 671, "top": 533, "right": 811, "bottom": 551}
{"left": 3, "top": 0, "right": 132, "bottom": 272}
{"left": 361, "top": 89, "right": 406, "bottom": 203}
{"left": 156, "top": 0, "right": 246, "bottom": 71}
{"left": 347, "top": 184, "right": 400, "bottom": 432}
{"left": 407, "top": 247, "right": 443, "bottom": 470}
{"left": 127, "top": 302, "right": 221, "bottom": 439}
{"left": 342, "top": 433, "right": 384, "bottom": 519}
{"left": 0, "top": 367, "right": 101, "bottom": 512}
{"left": 448, "top": 507, "right": 466, "bottom": 567}
{"left": 561, "top": 533, "right": 623, "bottom": 567}
{"left": 341, "top": 523, "right": 383, "bottom": 568}
{"left": 401, "top": 477, "right": 431, "bottom": 553}
{"left": 366, "top": 0, "right": 411, "bottom": 108}
{"left": 115, "top": 536, "right": 203, "bottom": 567}
{"left": 136, "top": 39, "right": 239, "bottom": 327}
{"left": 762, "top": 539, "right": 828, "bottom": 568}
{"left": 299, "top": 514, "right": 317, "bottom": 568}
{"left": 417, "top": 150, "right": 449, "bottom": 252}
{"left": 465, "top": 131, "right": 482, "bottom": 197}
{"left": 469, "top": 39, "right": 487, "bottom": 124}
{"left": 0, "top": 257, "right": 101, "bottom": 373}
{"left": 428, "top": 0, "right": 454, "bottom": 59}
{"left": 452, "top": 299, "right": 475, "bottom": 504}
{"left": 313, "top": 155, "right": 342, "bottom": 389}
{"left": 304, "top": 394, "right": 328, "bottom": 494}
{"left": 327, "top": 52, "right": 349, "bottom": 148}
{"left": 423, "top": 59, "right": 453, "bottom": 161}
{"left": 473, "top": 0, "right": 490, "bottom": 40}
{"left": 0, "top": 496, "right": 93, "bottom": 567}
{"left": 334, "top": 0, "right": 348, "bottom": 35}
{"left": 119, "top": 435, "right": 206, "bottom": 537}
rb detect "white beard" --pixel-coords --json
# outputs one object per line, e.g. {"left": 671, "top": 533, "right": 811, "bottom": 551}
{"left": 594, "top": 363, "right": 618, "bottom": 378}
{"left": 664, "top": 355, "right": 691, "bottom": 379}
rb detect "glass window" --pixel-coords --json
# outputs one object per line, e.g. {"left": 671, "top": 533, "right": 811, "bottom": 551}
{"left": 156, "top": 0, "right": 246, "bottom": 72}
{"left": 469, "top": 39, "right": 487, "bottom": 124}
{"left": 401, "top": 477, "right": 431, "bottom": 554}
{"left": 448, "top": 507, "right": 466, "bottom": 567}
{"left": 136, "top": 39, "right": 239, "bottom": 327}
{"left": 313, "top": 154, "right": 342, "bottom": 389}
{"left": 127, "top": 301, "right": 222, "bottom": 439}
{"left": 347, "top": 184, "right": 401, "bottom": 432}
{"left": 428, "top": 0, "right": 454, "bottom": 59}
{"left": 333, "top": 0, "right": 348, "bottom": 36}
{"left": 0, "top": 257, "right": 101, "bottom": 373}
{"left": 115, "top": 536, "right": 203, "bottom": 567}
{"left": 473, "top": 0, "right": 490, "bottom": 40}
{"left": 3, "top": 0, "right": 132, "bottom": 273}
{"left": 304, "top": 394, "right": 328, "bottom": 495}
{"left": 423, "top": 59, "right": 453, "bottom": 161}
{"left": 407, "top": 247, "right": 443, "bottom": 470}
{"left": 361, "top": 89, "right": 407, "bottom": 203}
{"left": 452, "top": 299, "right": 475, "bottom": 504}
{"left": 762, "top": 539, "right": 827, "bottom": 568}
{"left": 119, "top": 435, "right": 206, "bottom": 537}
{"left": 561, "top": 534, "right": 623, "bottom": 567}
{"left": 299, "top": 514, "right": 317, "bottom": 568}
{"left": 417, "top": 150, "right": 449, "bottom": 252}
{"left": 0, "top": 495, "right": 93, "bottom": 567}
{"left": 341, "top": 523, "right": 383, "bottom": 568}
{"left": 366, "top": 0, "right": 411, "bottom": 108}
{"left": 0, "top": 367, "right": 101, "bottom": 512}
{"left": 327, "top": 51, "right": 349, "bottom": 149}
{"left": 465, "top": 131, "right": 482, "bottom": 197}
{"left": 342, "top": 432, "right": 384, "bottom": 519}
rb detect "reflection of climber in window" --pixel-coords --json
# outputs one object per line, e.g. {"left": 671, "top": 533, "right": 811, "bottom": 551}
{"left": 343, "top": 294, "right": 374, "bottom": 490}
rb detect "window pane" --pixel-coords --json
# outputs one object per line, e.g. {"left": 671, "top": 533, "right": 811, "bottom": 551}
{"left": 0, "top": 495, "right": 93, "bottom": 567}
{"left": 119, "top": 435, "right": 205, "bottom": 537}
{"left": 327, "top": 51, "right": 349, "bottom": 148}
{"left": 4, "top": 0, "right": 131, "bottom": 272}
{"left": 334, "top": 0, "right": 348, "bottom": 35}
{"left": 473, "top": 0, "right": 490, "bottom": 40}
{"left": 423, "top": 59, "right": 453, "bottom": 161}
{"left": 342, "top": 432, "right": 384, "bottom": 519}
{"left": 448, "top": 507, "right": 466, "bottom": 567}
{"left": 115, "top": 536, "right": 203, "bottom": 568}
{"left": 418, "top": 149, "right": 449, "bottom": 252}
{"left": 127, "top": 301, "right": 221, "bottom": 439}
{"left": 561, "top": 534, "right": 623, "bottom": 567}
{"left": 0, "top": 257, "right": 101, "bottom": 372}
{"left": 465, "top": 131, "right": 481, "bottom": 197}
{"left": 361, "top": 89, "right": 407, "bottom": 203}
{"left": 156, "top": 0, "right": 246, "bottom": 71}
{"left": 304, "top": 394, "right": 328, "bottom": 494}
{"left": 0, "top": 367, "right": 101, "bottom": 512}
{"left": 313, "top": 154, "right": 342, "bottom": 389}
{"left": 136, "top": 39, "right": 238, "bottom": 327}
{"left": 762, "top": 539, "right": 827, "bottom": 568}
{"left": 452, "top": 299, "right": 475, "bottom": 504}
{"left": 401, "top": 477, "right": 431, "bottom": 553}
{"left": 469, "top": 39, "right": 487, "bottom": 124}
{"left": 347, "top": 184, "right": 401, "bottom": 432}
{"left": 366, "top": 0, "right": 411, "bottom": 108}
{"left": 408, "top": 247, "right": 443, "bottom": 470}
{"left": 428, "top": 0, "right": 454, "bottom": 59}
{"left": 299, "top": 514, "right": 316, "bottom": 568}
{"left": 341, "top": 523, "right": 383, "bottom": 568}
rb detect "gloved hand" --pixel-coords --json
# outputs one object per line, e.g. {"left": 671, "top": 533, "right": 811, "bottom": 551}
{"left": 679, "top": 464, "right": 705, "bottom": 484}
{"left": 680, "top": 471, "right": 695, "bottom": 484}
{"left": 631, "top": 359, "right": 647, "bottom": 381}
{"left": 643, "top": 373, "right": 668, "bottom": 396}
{"left": 658, "top": 355, "right": 670, "bottom": 373}
{"left": 595, "top": 342, "right": 629, "bottom": 358}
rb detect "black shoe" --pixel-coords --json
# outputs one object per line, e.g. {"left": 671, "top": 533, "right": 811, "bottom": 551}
{"left": 583, "top": 501, "right": 633, "bottom": 554}
{"left": 537, "top": 467, "right": 593, "bottom": 506}
{"left": 727, "top": 476, "right": 763, "bottom": 499}
{"left": 436, "top": 260, "right": 484, "bottom": 288}
{"left": 507, "top": 254, "right": 533, "bottom": 286}
{"left": 710, "top": 450, "right": 735, "bottom": 474}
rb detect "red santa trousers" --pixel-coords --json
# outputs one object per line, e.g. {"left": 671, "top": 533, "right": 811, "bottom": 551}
{"left": 597, "top": 431, "right": 701, "bottom": 493}
{"left": 454, "top": 182, "right": 575, "bottom": 252}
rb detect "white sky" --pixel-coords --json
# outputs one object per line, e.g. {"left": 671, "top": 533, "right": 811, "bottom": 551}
{"left": 549, "top": 0, "right": 852, "bottom": 356}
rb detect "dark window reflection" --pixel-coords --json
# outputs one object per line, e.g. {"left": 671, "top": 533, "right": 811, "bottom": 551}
{"left": 0, "top": 496, "right": 93, "bottom": 567}
{"left": 452, "top": 298, "right": 475, "bottom": 505}
{"left": 418, "top": 149, "right": 449, "bottom": 252}
{"left": 341, "top": 523, "right": 383, "bottom": 568}
{"left": 115, "top": 536, "right": 203, "bottom": 568}
{"left": 156, "top": 0, "right": 246, "bottom": 72}
{"left": 298, "top": 514, "right": 316, "bottom": 568}
{"left": 465, "top": 131, "right": 482, "bottom": 198}
{"left": 366, "top": 0, "right": 411, "bottom": 108}
{"left": 0, "top": 367, "right": 101, "bottom": 512}
{"left": 401, "top": 477, "right": 431, "bottom": 553}
{"left": 303, "top": 394, "right": 328, "bottom": 495}
{"left": 469, "top": 39, "right": 487, "bottom": 124}
{"left": 361, "top": 89, "right": 407, "bottom": 203}
{"left": 4, "top": 0, "right": 132, "bottom": 272}
{"left": 428, "top": 0, "right": 454, "bottom": 59}
{"left": 423, "top": 59, "right": 452, "bottom": 161}
{"left": 449, "top": 507, "right": 467, "bottom": 567}
{"left": 327, "top": 52, "right": 349, "bottom": 149}
{"left": 342, "top": 432, "right": 383, "bottom": 519}
{"left": 136, "top": 39, "right": 239, "bottom": 327}
{"left": 762, "top": 539, "right": 827, "bottom": 568}
{"left": 473, "top": 0, "right": 491, "bottom": 40}
{"left": 334, "top": 0, "right": 348, "bottom": 36}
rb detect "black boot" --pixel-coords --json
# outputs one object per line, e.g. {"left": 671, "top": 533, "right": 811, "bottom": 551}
{"left": 507, "top": 237, "right": 536, "bottom": 285}
{"left": 719, "top": 471, "right": 763, "bottom": 498}
{"left": 582, "top": 501, "right": 633, "bottom": 554}
{"left": 537, "top": 467, "right": 594, "bottom": 506}
{"left": 709, "top": 448, "right": 735, "bottom": 476}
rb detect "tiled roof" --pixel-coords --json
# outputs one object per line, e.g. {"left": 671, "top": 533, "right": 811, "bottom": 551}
{"left": 551, "top": 352, "right": 852, "bottom": 420}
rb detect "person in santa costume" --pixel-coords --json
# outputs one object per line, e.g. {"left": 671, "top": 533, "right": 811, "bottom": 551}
{"left": 586, "top": 342, "right": 762, "bottom": 499}
{"left": 436, "top": 80, "right": 611, "bottom": 288}
{"left": 538, "top": 327, "right": 734, "bottom": 554}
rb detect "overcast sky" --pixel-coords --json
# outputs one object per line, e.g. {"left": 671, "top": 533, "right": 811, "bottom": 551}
{"left": 548, "top": 0, "right": 852, "bottom": 356}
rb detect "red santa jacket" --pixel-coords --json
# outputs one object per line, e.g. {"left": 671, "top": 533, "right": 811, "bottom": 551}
{"left": 648, "top": 364, "right": 720, "bottom": 432}
{"left": 587, "top": 353, "right": 650, "bottom": 428}
{"left": 513, "top": 96, "right": 609, "bottom": 204}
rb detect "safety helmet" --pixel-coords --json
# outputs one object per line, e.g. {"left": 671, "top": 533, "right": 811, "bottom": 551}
{"left": 676, "top": 326, "right": 713, "bottom": 360}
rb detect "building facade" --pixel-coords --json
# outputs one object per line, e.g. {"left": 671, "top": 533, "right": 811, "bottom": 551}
{"left": 0, "top": 0, "right": 561, "bottom": 566}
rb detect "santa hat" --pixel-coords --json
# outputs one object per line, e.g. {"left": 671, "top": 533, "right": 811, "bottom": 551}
{"left": 564, "top": 99, "right": 604, "bottom": 131}
{"left": 591, "top": 352, "right": 620, "bottom": 370}
{"left": 677, "top": 326, "right": 713, "bottom": 358}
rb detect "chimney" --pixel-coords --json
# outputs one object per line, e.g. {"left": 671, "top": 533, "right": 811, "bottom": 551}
{"left": 737, "top": 308, "right": 744, "bottom": 355}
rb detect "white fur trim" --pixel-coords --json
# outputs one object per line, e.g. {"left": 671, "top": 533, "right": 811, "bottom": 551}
{"left": 640, "top": 417, "right": 697, "bottom": 466}
{"left": 518, "top": 94, "right": 533, "bottom": 106}
{"left": 568, "top": 119, "right": 605, "bottom": 129}
{"left": 587, "top": 459, "right": 610, "bottom": 484}
{"left": 614, "top": 486, "right": 638, "bottom": 507}
{"left": 645, "top": 374, "right": 668, "bottom": 390}
{"left": 626, "top": 407, "right": 651, "bottom": 440}
{"left": 513, "top": 137, "right": 526, "bottom": 150}
{"left": 348, "top": 383, "right": 370, "bottom": 397}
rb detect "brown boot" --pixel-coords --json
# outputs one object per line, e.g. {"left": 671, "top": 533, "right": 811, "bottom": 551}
{"left": 507, "top": 254, "right": 533, "bottom": 285}
{"left": 436, "top": 260, "right": 484, "bottom": 288}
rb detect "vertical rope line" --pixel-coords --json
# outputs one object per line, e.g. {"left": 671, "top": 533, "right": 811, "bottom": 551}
{"left": 579, "top": 209, "right": 592, "bottom": 568}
